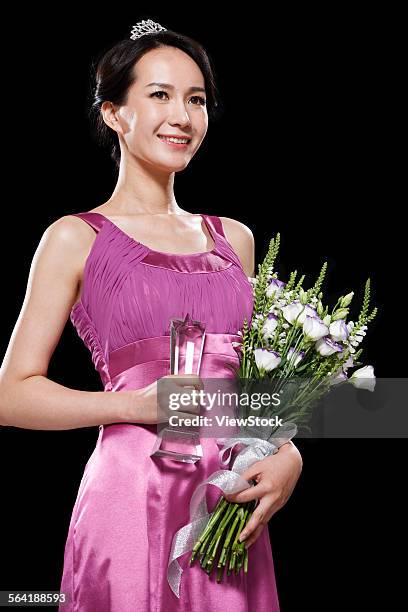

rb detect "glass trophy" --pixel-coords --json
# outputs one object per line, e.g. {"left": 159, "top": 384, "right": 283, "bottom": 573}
{"left": 150, "top": 313, "right": 206, "bottom": 463}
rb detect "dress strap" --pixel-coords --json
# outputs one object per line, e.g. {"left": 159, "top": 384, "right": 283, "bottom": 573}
{"left": 201, "top": 214, "right": 248, "bottom": 273}
{"left": 70, "top": 212, "right": 106, "bottom": 234}
{"left": 201, "top": 215, "right": 226, "bottom": 240}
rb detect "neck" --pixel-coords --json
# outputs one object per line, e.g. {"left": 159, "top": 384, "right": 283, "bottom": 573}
{"left": 107, "top": 155, "right": 185, "bottom": 215}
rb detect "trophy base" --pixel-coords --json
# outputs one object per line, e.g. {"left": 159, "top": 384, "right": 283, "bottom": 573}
{"left": 149, "top": 428, "right": 203, "bottom": 464}
{"left": 150, "top": 448, "right": 203, "bottom": 463}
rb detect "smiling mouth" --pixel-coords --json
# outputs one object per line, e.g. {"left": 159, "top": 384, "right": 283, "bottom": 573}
{"left": 157, "top": 135, "right": 192, "bottom": 144}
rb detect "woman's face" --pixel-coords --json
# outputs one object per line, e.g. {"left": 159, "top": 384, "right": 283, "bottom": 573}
{"left": 107, "top": 46, "right": 209, "bottom": 172}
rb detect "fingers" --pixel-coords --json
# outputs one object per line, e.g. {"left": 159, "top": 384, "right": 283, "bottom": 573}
{"left": 238, "top": 500, "right": 267, "bottom": 547}
{"left": 242, "top": 523, "right": 264, "bottom": 549}
{"left": 169, "top": 374, "right": 204, "bottom": 392}
{"left": 238, "top": 461, "right": 263, "bottom": 484}
{"left": 223, "top": 462, "right": 264, "bottom": 504}
{"left": 161, "top": 377, "right": 203, "bottom": 416}
{"left": 224, "top": 481, "right": 265, "bottom": 504}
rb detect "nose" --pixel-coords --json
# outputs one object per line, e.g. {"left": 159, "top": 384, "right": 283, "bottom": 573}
{"left": 168, "top": 99, "right": 192, "bottom": 128}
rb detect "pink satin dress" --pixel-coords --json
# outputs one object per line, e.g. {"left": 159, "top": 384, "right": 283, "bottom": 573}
{"left": 58, "top": 211, "right": 280, "bottom": 611}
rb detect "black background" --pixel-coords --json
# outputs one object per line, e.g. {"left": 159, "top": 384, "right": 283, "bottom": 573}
{"left": 0, "top": 6, "right": 404, "bottom": 611}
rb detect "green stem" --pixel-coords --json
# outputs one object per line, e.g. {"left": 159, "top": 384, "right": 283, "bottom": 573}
{"left": 190, "top": 496, "right": 228, "bottom": 564}
{"left": 206, "top": 503, "right": 240, "bottom": 572}
{"left": 216, "top": 505, "right": 245, "bottom": 582}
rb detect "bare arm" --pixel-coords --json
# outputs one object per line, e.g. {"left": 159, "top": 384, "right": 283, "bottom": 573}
{"left": 0, "top": 216, "right": 134, "bottom": 430}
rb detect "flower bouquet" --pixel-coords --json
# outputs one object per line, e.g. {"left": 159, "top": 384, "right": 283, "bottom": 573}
{"left": 188, "top": 232, "right": 378, "bottom": 583}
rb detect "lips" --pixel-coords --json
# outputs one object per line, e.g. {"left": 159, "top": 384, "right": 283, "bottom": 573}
{"left": 157, "top": 135, "right": 191, "bottom": 143}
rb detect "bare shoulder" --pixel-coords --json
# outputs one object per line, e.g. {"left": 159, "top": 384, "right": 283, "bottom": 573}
{"left": 40, "top": 215, "right": 96, "bottom": 271}
{"left": 219, "top": 217, "right": 254, "bottom": 244}
{"left": 219, "top": 216, "right": 253, "bottom": 235}
{"left": 218, "top": 216, "right": 255, "bottom": 277}
{"left": 44, "top": 214, "right": 94, "bottom": 243}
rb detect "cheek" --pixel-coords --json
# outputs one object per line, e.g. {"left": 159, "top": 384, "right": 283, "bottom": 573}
{"left": 195, "top": 114, "right": 208, "bottom": 137}
{"left": 129, "top": 103, "right": 163, "bottom": 133}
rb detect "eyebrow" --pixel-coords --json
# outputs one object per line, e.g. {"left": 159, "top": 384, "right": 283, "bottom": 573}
{"left": 145, "top": 82, "right": 206, "bottom": 94}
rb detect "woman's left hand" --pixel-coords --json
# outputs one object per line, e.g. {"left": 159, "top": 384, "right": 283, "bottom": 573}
{"left": 224, "top": 441, "right": 303, "bottom": 549}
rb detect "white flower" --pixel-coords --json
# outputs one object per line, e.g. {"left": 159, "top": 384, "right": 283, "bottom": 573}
{"left": 315, "top": 337, "right": 344, "bottom": 356}
{"left": 282, "top": 301, "right": 317, "bottom": 326}
{"left": 266, "top": 278, "right": 286, "bottom": 299}
{"left": 262, "top": 314, "right": 278, "bottom": 338}
{"left": 329, "top": 320, "right": 349, "bottom": 342}
{"left": 303, "top": 316, "right": 329, "bottom": 341}
{"left": 349, "top": 366, "right": 376, "bottom": 392}
{"left": 329, "top": 371, "right": 348, "bottom": 385}
{"left": 254, "top": 348, "right": 282, "bottom": 372}
{"left": 342, "top": 355, "right": 354, "bottom": 372}
{"left": 287, "top": 347, "right": 305, "bottom": 367}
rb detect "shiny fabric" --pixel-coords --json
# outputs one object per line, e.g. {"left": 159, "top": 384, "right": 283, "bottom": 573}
{"left": 58, "top": 212, "right": 280, "bottom": 611}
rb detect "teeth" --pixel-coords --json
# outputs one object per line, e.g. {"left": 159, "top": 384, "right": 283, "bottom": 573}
{"left": 159, "top": 136, "right": 189, "bottom": 144}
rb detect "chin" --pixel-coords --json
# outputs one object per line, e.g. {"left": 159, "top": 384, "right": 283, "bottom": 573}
{"left": 153, "top": 161, "right": 190, "bottom": 174}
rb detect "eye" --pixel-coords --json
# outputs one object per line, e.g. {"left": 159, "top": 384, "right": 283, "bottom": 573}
{"left": 150, "top": 91, "right": 206, "bottom": 106}
{"left": 191, "top": 95, "right": 207, "bottom": 106}
{"left": 150, "top": 90, "right": 169, "bottom": 100}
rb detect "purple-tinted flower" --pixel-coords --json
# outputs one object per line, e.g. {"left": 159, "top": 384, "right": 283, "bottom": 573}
{"left": 254, "top": 348, "right": 281, "bottom": 372}
{"left": 329, "top": 371, "right": 348, "bottom": 385}
{"left": 266, "top": 278, "right": 286, "bottom": 298}
{"left": 303, "top": 315, "right": 329, "bottom": 341}
{"left": 262, "top": 313, "right": 278, "bottom": 338}
{"left": 287, "top": 347, "right": 305, "bottom": 367}
{"left": 342, "top": 355, "right": 354, "bottom": 372}
{"left": 329, "top": 320, "right": 349, "bottom": 342}
{"left": 315, "top": 337, "right": 344, "bottom": 356}
{"left": 282, "top": 301, "right": 317, "bottom": 326}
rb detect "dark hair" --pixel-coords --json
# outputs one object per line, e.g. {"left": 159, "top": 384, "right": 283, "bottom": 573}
{"left": 89, "top": 27, "right": 222, "bottom": 169}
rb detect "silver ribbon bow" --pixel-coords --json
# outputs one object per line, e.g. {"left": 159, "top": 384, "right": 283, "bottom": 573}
{"left": 167, "top": 422, "right": 298, "bottom": 598}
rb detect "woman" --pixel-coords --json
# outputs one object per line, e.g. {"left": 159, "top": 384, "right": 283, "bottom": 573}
{"left": 0, "top": 20, "right": 302, "bottom": 611}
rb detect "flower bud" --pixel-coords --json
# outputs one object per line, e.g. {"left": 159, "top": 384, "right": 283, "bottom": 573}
{"left": 299, "top": 288, "right": 308, "bottom": 305}
{"left": 332, "top": 308, "right": 349, "bottom": 321}
{"left": 340, "top": 292, "right": 354, "bottom": 308}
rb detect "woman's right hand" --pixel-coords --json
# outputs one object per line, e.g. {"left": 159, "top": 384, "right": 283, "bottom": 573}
{"left": 127, "top": 373, "right": 205, "bottom": 425}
